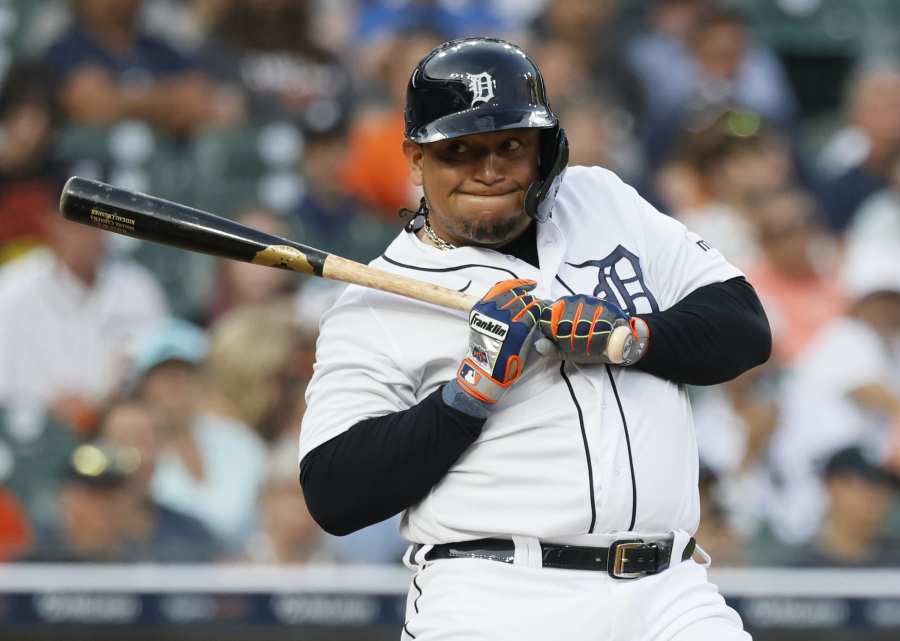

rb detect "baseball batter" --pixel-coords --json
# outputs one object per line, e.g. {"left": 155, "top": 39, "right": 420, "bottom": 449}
{"left": 300, "top": 38, "right": 771, "bottom": 641}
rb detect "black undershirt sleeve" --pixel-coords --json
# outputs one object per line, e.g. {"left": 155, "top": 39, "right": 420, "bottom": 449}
{"left": 300, "top": 388, "right": 485, "bottom": 536}
{"left": 634, "top": 276, "right": 772, "bottom": 386}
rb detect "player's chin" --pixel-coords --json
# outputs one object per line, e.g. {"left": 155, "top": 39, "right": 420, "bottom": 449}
{"left": 462, "top": 210, "right": 529, "bottom": 246}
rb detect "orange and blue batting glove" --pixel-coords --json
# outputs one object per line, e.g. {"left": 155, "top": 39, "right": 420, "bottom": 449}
{"left": 538, "top": 295, "right": 650, "bottom": 366}
{"left": 442, "top": 279, "right": 542, "bottom": 417}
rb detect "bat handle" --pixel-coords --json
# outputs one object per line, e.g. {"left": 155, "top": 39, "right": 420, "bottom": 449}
{"left": 323, "top": 255, "right": 479, "bottom": 312}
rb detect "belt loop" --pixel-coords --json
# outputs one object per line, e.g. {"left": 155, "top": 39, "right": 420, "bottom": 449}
{"left": 693, "top": 543, "right": 712, "bottom": 568}
{"left": 670, "top": 529, "right": 693, "bottom": 566}
{"left": 405, "top": 543, "right": 434, "bottom": 568}
{"left": 403, "top": 544, "right": 418, "bottom": 570}
{"left": 511, "top": 535, "right": 542, "bottom": 568}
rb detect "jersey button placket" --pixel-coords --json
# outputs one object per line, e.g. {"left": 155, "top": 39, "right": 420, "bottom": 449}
{"left": 581, "top": 366, "right": 620, "bottom": 530}
{"left": 564, "top": 363, "right": 605, "bottom": 533}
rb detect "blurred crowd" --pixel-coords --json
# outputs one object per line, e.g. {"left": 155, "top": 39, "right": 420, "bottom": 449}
{"left": 0, "top": 0, "right": 899, "bottom": 569}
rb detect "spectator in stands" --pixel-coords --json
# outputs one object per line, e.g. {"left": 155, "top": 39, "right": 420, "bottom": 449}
{"left": 531, "top": 0, "right": 645, "bottom": 124}
{"left": 200, "top": 0, "right": 351, "bottom": 123}
{"left": 21, "top": 442, "right": 135, "bottom": 562}
{"left": 767, "top": 259, "right": 900, "bottom": 544}
{"left": 745, "top": 188, "right": 847, "bottom": 366}
{"left": 818, "top": 63, "right": 900, "bottom": 232}
{"left": 101, "top": 399, "right": 221, "bottom": 562}
{"left": 530, "top": 37, "right": 643, "bottom": 181}
{"left": 636, "top": 5, "right": 795, "bottom": 168}
{"left": 209, "top": 208, "right": 298, "bottom": 321}
{"left": 204, "top": 304, "right": 298, "bottom": 444}
{"left": 791, "top": 446, "right": 900, "bottom": 567}
{"left": 0, "top": 404, "right": 78, "bottom": 539}
{"left": 291, "top": 122, "right": 397, "bottom": 264}
{"left": 131, "top": 318, "right": 266, "bottom": 552}
{"left": 629, "top": 2, "right": 794, "bottom": 120}
{"left": 342, "top": 27, "right": 446, "bottom": 220}
{"left": 665, "top": 109, "right": 796, "bottom": 269}
{"left": 625, "top": 0, "right": 711, "bottom": 124}
{"left": 0, "top": 212, "right": 168, "bottom": 434}
{"left": 555, "top": 92, "right": 642, "bottom": 183}
{"left": 530, "top": 37, "right": 597, "bottom": 107}
{"left": 243, "top": 435, "right": 328, "bottom": 564}
{"left": 693, "top": 366, "right": 779, "bottom": 540}
{"left": 44, "top": 0, "right": 242, "bottom": 136}
{"left": 843, "top": 147, "right": 900, "bottom": 279}
{"left": 0, "top": 60, "right": 61, "bottom": 265}
{"left": 694, "top": 463, "right": 746, "bottom": 566}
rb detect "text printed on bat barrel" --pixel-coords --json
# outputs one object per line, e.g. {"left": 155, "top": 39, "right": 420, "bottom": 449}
{"left": 89, "top": 208, "right": 136, "bottom": 235}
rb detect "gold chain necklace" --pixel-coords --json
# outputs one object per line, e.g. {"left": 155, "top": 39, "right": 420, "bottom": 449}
{"left": 423, "top": 219, "right": 457, "bottom": 251}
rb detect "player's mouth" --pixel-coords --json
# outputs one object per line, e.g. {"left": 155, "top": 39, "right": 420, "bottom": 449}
{"left": 457, "top": 188, "right": 520, "bottom": 199}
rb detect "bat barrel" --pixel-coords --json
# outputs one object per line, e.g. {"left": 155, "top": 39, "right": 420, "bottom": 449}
{"left": 59, "top": 176, "right": 326, "bottom": 275}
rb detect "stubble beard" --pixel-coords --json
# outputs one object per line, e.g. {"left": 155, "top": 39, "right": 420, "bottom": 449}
{"left": 455, "top": 213, "right": 528, "bottom": 247}
{"left": 428, "top": 193, "right": 530, "bottom": 247}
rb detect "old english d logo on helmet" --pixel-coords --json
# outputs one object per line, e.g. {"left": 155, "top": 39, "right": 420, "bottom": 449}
{"left": 465, "top": 72, "right": 495, "bottom": 107}
{"left": 405, "top": 37, "right": 569, "bottom": 222}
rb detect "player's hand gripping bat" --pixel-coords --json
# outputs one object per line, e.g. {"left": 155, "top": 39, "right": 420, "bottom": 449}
{"left": 58, "top": 177, "right": 635, "bottom": 362}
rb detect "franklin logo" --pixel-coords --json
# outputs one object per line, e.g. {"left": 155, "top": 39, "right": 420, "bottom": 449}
{"left": 466, "top": 72, "right": 495, "bottom": 107}
{"left": 470, "top": 311, "right": 508, "bottom": 340}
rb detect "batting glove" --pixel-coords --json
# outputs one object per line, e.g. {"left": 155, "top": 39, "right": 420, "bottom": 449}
{"left": 537, "top": 295, "right": 650, "bottom": 366}
{"left": 442, "top": 279, "right": 542, "bottom": 417}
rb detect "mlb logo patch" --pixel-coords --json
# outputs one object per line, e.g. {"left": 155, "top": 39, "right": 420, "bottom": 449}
{"left": 460, "top": 363, "right": 480, "bottom": 385}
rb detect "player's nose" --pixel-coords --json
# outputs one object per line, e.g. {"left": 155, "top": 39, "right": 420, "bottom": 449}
{"left": 472, "top": 152, "right": 504, "bottom": 185}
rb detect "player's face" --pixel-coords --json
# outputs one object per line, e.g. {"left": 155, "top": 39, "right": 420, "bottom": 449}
{"left": 404, "top": 129, "right": 540, "bottom": 248}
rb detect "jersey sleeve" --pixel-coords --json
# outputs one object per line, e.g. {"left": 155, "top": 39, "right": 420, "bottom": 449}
{"left": 299, "top": 287, "right": 419, "bottom": 461}
{"left": 630, "top": 185, "right": 744, "bottom": 310}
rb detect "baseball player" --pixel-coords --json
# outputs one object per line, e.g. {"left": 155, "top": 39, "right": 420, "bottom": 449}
{"left": 299, "top": 38, "right": 771, "bottom": 641}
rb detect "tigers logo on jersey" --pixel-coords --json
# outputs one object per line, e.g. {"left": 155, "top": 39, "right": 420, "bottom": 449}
{"left": 466, "top": 72, "right": 495, "bottom": 107}
{"left": 567, "top": 245, "right": 659, "bottom": 315}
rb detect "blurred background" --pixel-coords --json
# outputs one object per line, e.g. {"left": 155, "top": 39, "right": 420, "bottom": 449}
{"left": 0, "top": 0, "right": 899, "bottom": 639}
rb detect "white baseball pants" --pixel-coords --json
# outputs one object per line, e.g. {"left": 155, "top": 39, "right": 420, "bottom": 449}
{"left": 401, "top": 533, "right": 750, "bottom": 641}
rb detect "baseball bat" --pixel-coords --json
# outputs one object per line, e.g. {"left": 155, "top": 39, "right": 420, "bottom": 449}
{"left": 58, "top": 176, "right": 478, "bottom": 312}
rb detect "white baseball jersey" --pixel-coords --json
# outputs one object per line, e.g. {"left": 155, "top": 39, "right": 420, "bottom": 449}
{"left": 300, "top": 166, "right": 742, "bottom": 544}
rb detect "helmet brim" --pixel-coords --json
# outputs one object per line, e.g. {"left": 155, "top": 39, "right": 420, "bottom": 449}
{"left": 407, "top": 107, "right": 557, "bottom": 144}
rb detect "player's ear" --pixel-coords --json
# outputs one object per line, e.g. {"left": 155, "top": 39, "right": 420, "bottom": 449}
{"left": 403, "top": 140, "right": 424, "bottom": 187}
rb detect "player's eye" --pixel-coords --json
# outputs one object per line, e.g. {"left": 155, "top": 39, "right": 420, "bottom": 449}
{"left": 504, "top": 139, "right": 522, "bottom": 152}
{"left": 435, "top": 141, "right": 472, "bottom": 163}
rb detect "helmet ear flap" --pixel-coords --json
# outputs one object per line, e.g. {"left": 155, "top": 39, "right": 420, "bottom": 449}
{"left": 525, "top": 128, "right": 569, "bottom": 223}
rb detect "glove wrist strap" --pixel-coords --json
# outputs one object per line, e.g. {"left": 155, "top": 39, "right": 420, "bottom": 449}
{"left": 442, "top": 379, "right": 491, "bottom": 418}
{"left": 620, "top": 316, "right": 650, "bottom": 366}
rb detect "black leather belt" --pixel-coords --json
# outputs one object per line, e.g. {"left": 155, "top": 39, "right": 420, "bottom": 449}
{"left": 423, "top": 537, "right": 696, "bottom": 579}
